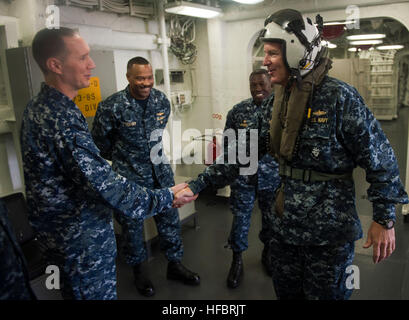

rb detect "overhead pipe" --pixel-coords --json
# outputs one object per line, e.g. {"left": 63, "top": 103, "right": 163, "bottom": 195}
{"left": 157, "top": 0, "right": 171, "bottom": 99}
{"left": 221, "top": 0, "right": 409, "bottom": 22}
{"left": 63, "top": 23, "right": 160, "bottom": 51}
{"left": 156, "top": 0, "right": 178, "bottom": 169}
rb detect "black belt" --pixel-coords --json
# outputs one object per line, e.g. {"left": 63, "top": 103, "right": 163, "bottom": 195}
{"left": 279, "top": 164, "right": 353, "bottom": 183}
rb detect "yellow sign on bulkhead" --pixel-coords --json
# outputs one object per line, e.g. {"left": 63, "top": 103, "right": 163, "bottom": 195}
{"left": 73, "top": 77, "right": 101, "bottom": 118}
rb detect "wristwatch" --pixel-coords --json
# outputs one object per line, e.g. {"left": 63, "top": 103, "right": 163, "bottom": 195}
{"left": 375, "top": 219, "right": 395, "bottom": 229}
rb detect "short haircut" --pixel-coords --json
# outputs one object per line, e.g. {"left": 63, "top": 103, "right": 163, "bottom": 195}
{"left": 249, "top": 68, "right": 269, "bottom": 81}
{"left": 32, "top": 27, "right": 78, "bottom": 74}
{"left": 127, "top": 56, "right": 150, "bottom": 72}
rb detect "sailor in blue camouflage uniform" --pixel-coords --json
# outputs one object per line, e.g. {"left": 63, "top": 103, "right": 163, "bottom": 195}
{"left": 20, "top": 28, "right": 191, "bottom": 300}
{"left": 258, "top": 9, "right": 408, "bottom": 299}
{"left": 91, "top": 57, "right": 200, "bottom": 297}
{"left": 224, "top": 69, "right": 280, "bottom": 288}
{"left": 181, "top": 9, "right": 408, "bottom": 300}
{"left": 0, "top": 199, "right": 36, "bottom": 300}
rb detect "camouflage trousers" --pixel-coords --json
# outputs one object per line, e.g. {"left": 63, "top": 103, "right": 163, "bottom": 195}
{"left": 228, "top": 180, "right": 275, "bottom": 253}
{"left": 114, "top": 207, "right": 183, "bottom": 265}
{"left": 59, "top": 254, "right": 117, "bottom": 300}
{"left": 269, "top": 238, "right": 355, "bottom": 300}
{"left": 41, "top": 230, "right": 118, "bottom": 300}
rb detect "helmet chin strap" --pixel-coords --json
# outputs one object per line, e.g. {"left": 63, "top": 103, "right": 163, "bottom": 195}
{"left": 286, "top": 68, "right": 316, "bottom": 100}
{"left": 285, "top": 69, "right": 302, "bottom": 90}
{"left": 310, "top": 70, "right": 315, "bottom": 106}
{"left": 290, "top": 58, "right": 317, "bottom": 91}
{"left": 294, "top": 70, "right": 303, "bottom": 89}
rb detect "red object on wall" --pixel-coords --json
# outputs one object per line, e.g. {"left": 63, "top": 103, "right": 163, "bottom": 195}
{"left": 205, "top": 136, "right": 220, "bottom": 166}
{"left": 212, "top": 136, "right": 217, "bottom": 163}
{"left": 322, "top": 25, "right": 345, "bottom": 40}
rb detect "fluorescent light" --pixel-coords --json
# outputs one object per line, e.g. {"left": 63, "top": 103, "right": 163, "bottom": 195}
{"left": 321, "top": 40, "right": 337, "bottom": 49}
{"left": 348, "top": 46, "right": 377, "bottom": 52}
{"left": 323, "top": 21, "right": 356, "bottom": 26}
{"left": 347, "top": 34, "right": 385, "bottom": 40}
{"left": 232, "top": 0, "right": 264, "bottom": 3}
{"left": 165, "top": 1, "right": 221, "bottom": 19}
{"left": 376, "top": 45, "right": 404, "bottom": 50}
{"left": 349, "top": 40, "right": 383, "bottom": 45}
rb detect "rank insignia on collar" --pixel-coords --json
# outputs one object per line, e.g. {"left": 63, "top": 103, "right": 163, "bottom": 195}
{"left": 311, "top": 147, "right": 320, "bottom": 159}
{"left": 123, "top": 121, "right": 137, "bottom": 127}
{"left": 313, "top": 110, "right": 327, "bottom": 117}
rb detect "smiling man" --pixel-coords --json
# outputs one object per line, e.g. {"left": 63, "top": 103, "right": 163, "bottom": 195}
{"left": 92, "top": 57, "right": 200, "bottom": 297}
{"left": 177, "top": 8, "right": 408, "bottom": 300}
{"left": 223, "top": 69, "right": 280, "bottom": 288}
{"left": 260, "top": 8, "right": 408, "bottom": 300}
{"left": 21, "top": 29, "right": 191, "bottom": 300}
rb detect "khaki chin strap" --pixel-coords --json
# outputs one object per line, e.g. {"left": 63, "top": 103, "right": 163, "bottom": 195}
{"left": 269, "top": 57, "right": 333, "bottom": 217}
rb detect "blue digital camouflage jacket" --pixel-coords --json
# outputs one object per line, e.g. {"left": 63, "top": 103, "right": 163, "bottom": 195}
{"left": 20, "top": 83, "right": 173, "bottom": 254}
{"left": 189, "top": 76, "right": 408, "bottom": 245}
{"left": 91, "top": 86, "right": 174, "bottom": 188}
{"left": 224, "top": 95, "right": 280, "bottom": 191}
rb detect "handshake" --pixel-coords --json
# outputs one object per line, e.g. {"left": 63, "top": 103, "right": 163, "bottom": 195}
{"left": 170, "top": 183, "right": 198, "bottom": 208}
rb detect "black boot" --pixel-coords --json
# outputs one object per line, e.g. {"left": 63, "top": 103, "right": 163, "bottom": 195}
{"left": 262, "top": 245, "right": 273, "bottom": 277}
{"left": 133, "top": 264, "right": 155, "bottom": 297}
{"left": 167, "top": 261, "right": 200, "bottom": 285}
{"left": 227, "top": 251, "right": 243, "bottom": 288}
